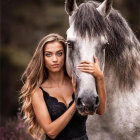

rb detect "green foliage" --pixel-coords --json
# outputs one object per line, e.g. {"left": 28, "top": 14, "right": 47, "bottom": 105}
{"left": 1, "top": 47, "right": 31, "bottom": 68}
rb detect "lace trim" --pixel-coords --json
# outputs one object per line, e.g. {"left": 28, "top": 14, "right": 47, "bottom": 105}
{"left": 39, "top": 87, "right": 75, "bottom": 109}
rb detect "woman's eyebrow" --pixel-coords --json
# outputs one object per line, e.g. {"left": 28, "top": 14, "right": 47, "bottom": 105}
{"left": 56, "top": 50, "right": 64, "bottom": 52}
{"left": 44, "top": 51, "right": 52, "bottom": 53}
{"left": 44, "top": 50, "right": 64, "bottom": 53}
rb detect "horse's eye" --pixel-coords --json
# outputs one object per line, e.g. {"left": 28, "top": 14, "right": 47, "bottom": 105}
{"left": 66, "top": 40, "right": 74, "bottom": 49}
{"left": 102, "top": 42, "right": 109, "bottom": 50}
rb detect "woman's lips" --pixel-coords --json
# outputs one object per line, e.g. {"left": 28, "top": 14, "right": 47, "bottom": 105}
{"left": 51, "top": 64, "right": 59, "bottom": 68}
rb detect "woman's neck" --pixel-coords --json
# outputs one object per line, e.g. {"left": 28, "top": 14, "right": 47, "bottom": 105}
{"left": 47, "top": 69, "right": 68, "bottom": 88}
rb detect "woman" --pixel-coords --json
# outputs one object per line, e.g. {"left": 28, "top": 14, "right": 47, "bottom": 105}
{"left": 19, "top": 33, "right": 106, "bottom": 140}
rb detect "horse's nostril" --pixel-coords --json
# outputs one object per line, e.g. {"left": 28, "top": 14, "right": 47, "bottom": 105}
{"left": 95, "top": 96, "right": 99, "bottom": 105}
{"left": 85, "top": 106, "right": 89, "bottom": 112}
{"left": 77, "top": 97, "right": 85, "bottom": 106}
{"left": 77, "top": 97, "right": 82, "bottom": 106}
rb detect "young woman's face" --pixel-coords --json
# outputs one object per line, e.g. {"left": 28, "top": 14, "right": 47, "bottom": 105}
{"left": 44, "top": 41, "right": 65, "bottom": 73}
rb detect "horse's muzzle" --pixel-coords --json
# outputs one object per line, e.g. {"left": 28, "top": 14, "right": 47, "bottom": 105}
{"left": 76, "top": 94, "right": 100, "bottom": 115}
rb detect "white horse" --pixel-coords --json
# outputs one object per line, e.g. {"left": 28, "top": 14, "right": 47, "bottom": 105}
{"left": 65, "top": 0, "right": 140, "bottom": 139}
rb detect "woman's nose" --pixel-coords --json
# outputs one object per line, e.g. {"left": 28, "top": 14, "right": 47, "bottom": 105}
{"left": 52, "top": 55, "right": 58, "bottom": 62}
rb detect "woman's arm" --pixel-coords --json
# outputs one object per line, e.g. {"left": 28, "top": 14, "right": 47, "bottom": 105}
{"left": 77, "top": 56, "right": 106, "bottom": 115}
{"left": 95, "top": 74, "right": 106, "bottom": 115}
{"left": 31, "top": 88, "right": 76, "bottom": 139}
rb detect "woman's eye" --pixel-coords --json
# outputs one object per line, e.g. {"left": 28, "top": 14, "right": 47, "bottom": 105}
{"left": 57, "top": 52, "right": 63, "bottom": 56}
{"left": 45, "top": 53, "right": 51, "bottom": 57}
{"left": 66, "top": 41, "right": 74, "bottom": 49}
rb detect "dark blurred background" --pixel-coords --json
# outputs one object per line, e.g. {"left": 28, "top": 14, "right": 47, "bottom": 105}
{"left": 0, "top": 0, "right": 140, "bottom": 136}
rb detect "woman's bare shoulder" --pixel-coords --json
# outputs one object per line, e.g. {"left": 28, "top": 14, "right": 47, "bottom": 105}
{"left": 41, "top": 80, "right": 51, "bottom": 88}
{"left": 31, "top": 87, "right": 43, "bottom": 101}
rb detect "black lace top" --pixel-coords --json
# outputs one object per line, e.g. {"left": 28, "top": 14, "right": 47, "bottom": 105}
{"left": 39, "top": 87, "right": 88, "bottom": 140}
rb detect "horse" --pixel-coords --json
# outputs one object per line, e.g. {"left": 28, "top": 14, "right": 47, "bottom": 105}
{"left": 65, "top": 0, "right": 140, "bottom": 139}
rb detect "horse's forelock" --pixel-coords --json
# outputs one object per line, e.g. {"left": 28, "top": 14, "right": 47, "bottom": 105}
{"left": 73, "top": 1, "right": 107, "bottom": 38}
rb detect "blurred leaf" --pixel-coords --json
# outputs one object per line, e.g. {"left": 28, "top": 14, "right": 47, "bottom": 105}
{"left": 1, "top": 47, "right": 31, "bottom": 68}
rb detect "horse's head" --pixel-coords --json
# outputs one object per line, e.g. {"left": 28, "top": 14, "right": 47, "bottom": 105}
{"left": 65, "top": 0, "right": 112, "bottom": 115}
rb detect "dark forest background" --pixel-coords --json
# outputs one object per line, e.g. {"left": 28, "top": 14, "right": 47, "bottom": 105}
{"left": 0, "top": 0, "right": 140, "bottom": 139}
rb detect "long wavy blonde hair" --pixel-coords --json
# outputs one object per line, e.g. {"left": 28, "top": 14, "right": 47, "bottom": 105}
{"left": 19, "top": 33, "right": 67, "bottom": 140}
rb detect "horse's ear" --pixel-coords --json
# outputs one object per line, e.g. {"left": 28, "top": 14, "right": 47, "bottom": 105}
{"left": 65, "top": 0, "right": 78, "bottom": 16}
{"left": 97, "top": 0, "right": 113, "bottom": 17}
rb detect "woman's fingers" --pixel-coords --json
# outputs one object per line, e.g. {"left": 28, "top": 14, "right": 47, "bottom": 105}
{"left": 79, "top": 69, "right": 93, "bottom": 73}
{"left": 78, "top": 67, "right": 94, "bottom": 71}
{"left": 77, "top": 63, "right": 90, "bottom": 67}
{"left": 77, "top": 56, "right": 103, "bottom": 79}
{"left": 80, "top": 60, "right": 91, "bottom": 64}
{"left": 77, "top": 61, "right": 94, "bottom": 73}
{"left": 80, "top": 56, "right": 99, "bottom": 65}
{"left": 77, "top": 63, "right": 94, "bottom": 68}
{"left": 77, "top": 56, "right": 100, "bottom": 74}
{"left": 77, "top": 66, "right": 93, "bottom": 70}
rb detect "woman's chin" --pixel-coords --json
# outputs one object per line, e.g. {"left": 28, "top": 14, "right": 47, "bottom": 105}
{"left": 51, "top": 68, "right": 61, "bottom": 73}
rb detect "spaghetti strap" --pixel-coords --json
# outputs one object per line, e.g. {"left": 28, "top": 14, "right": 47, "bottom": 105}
{"left": 39, "top": 86, "right": 44, "bottom": 91}
{"left": 39, "top": 86, "right": 49, "bottom": 97}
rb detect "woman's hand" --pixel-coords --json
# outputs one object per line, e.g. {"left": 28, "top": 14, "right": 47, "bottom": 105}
{"left": 77, "top": 56, "right": 103, "bottom": 80}
{"left": 71, "top": 74, "right": 76, "bottom": 96}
